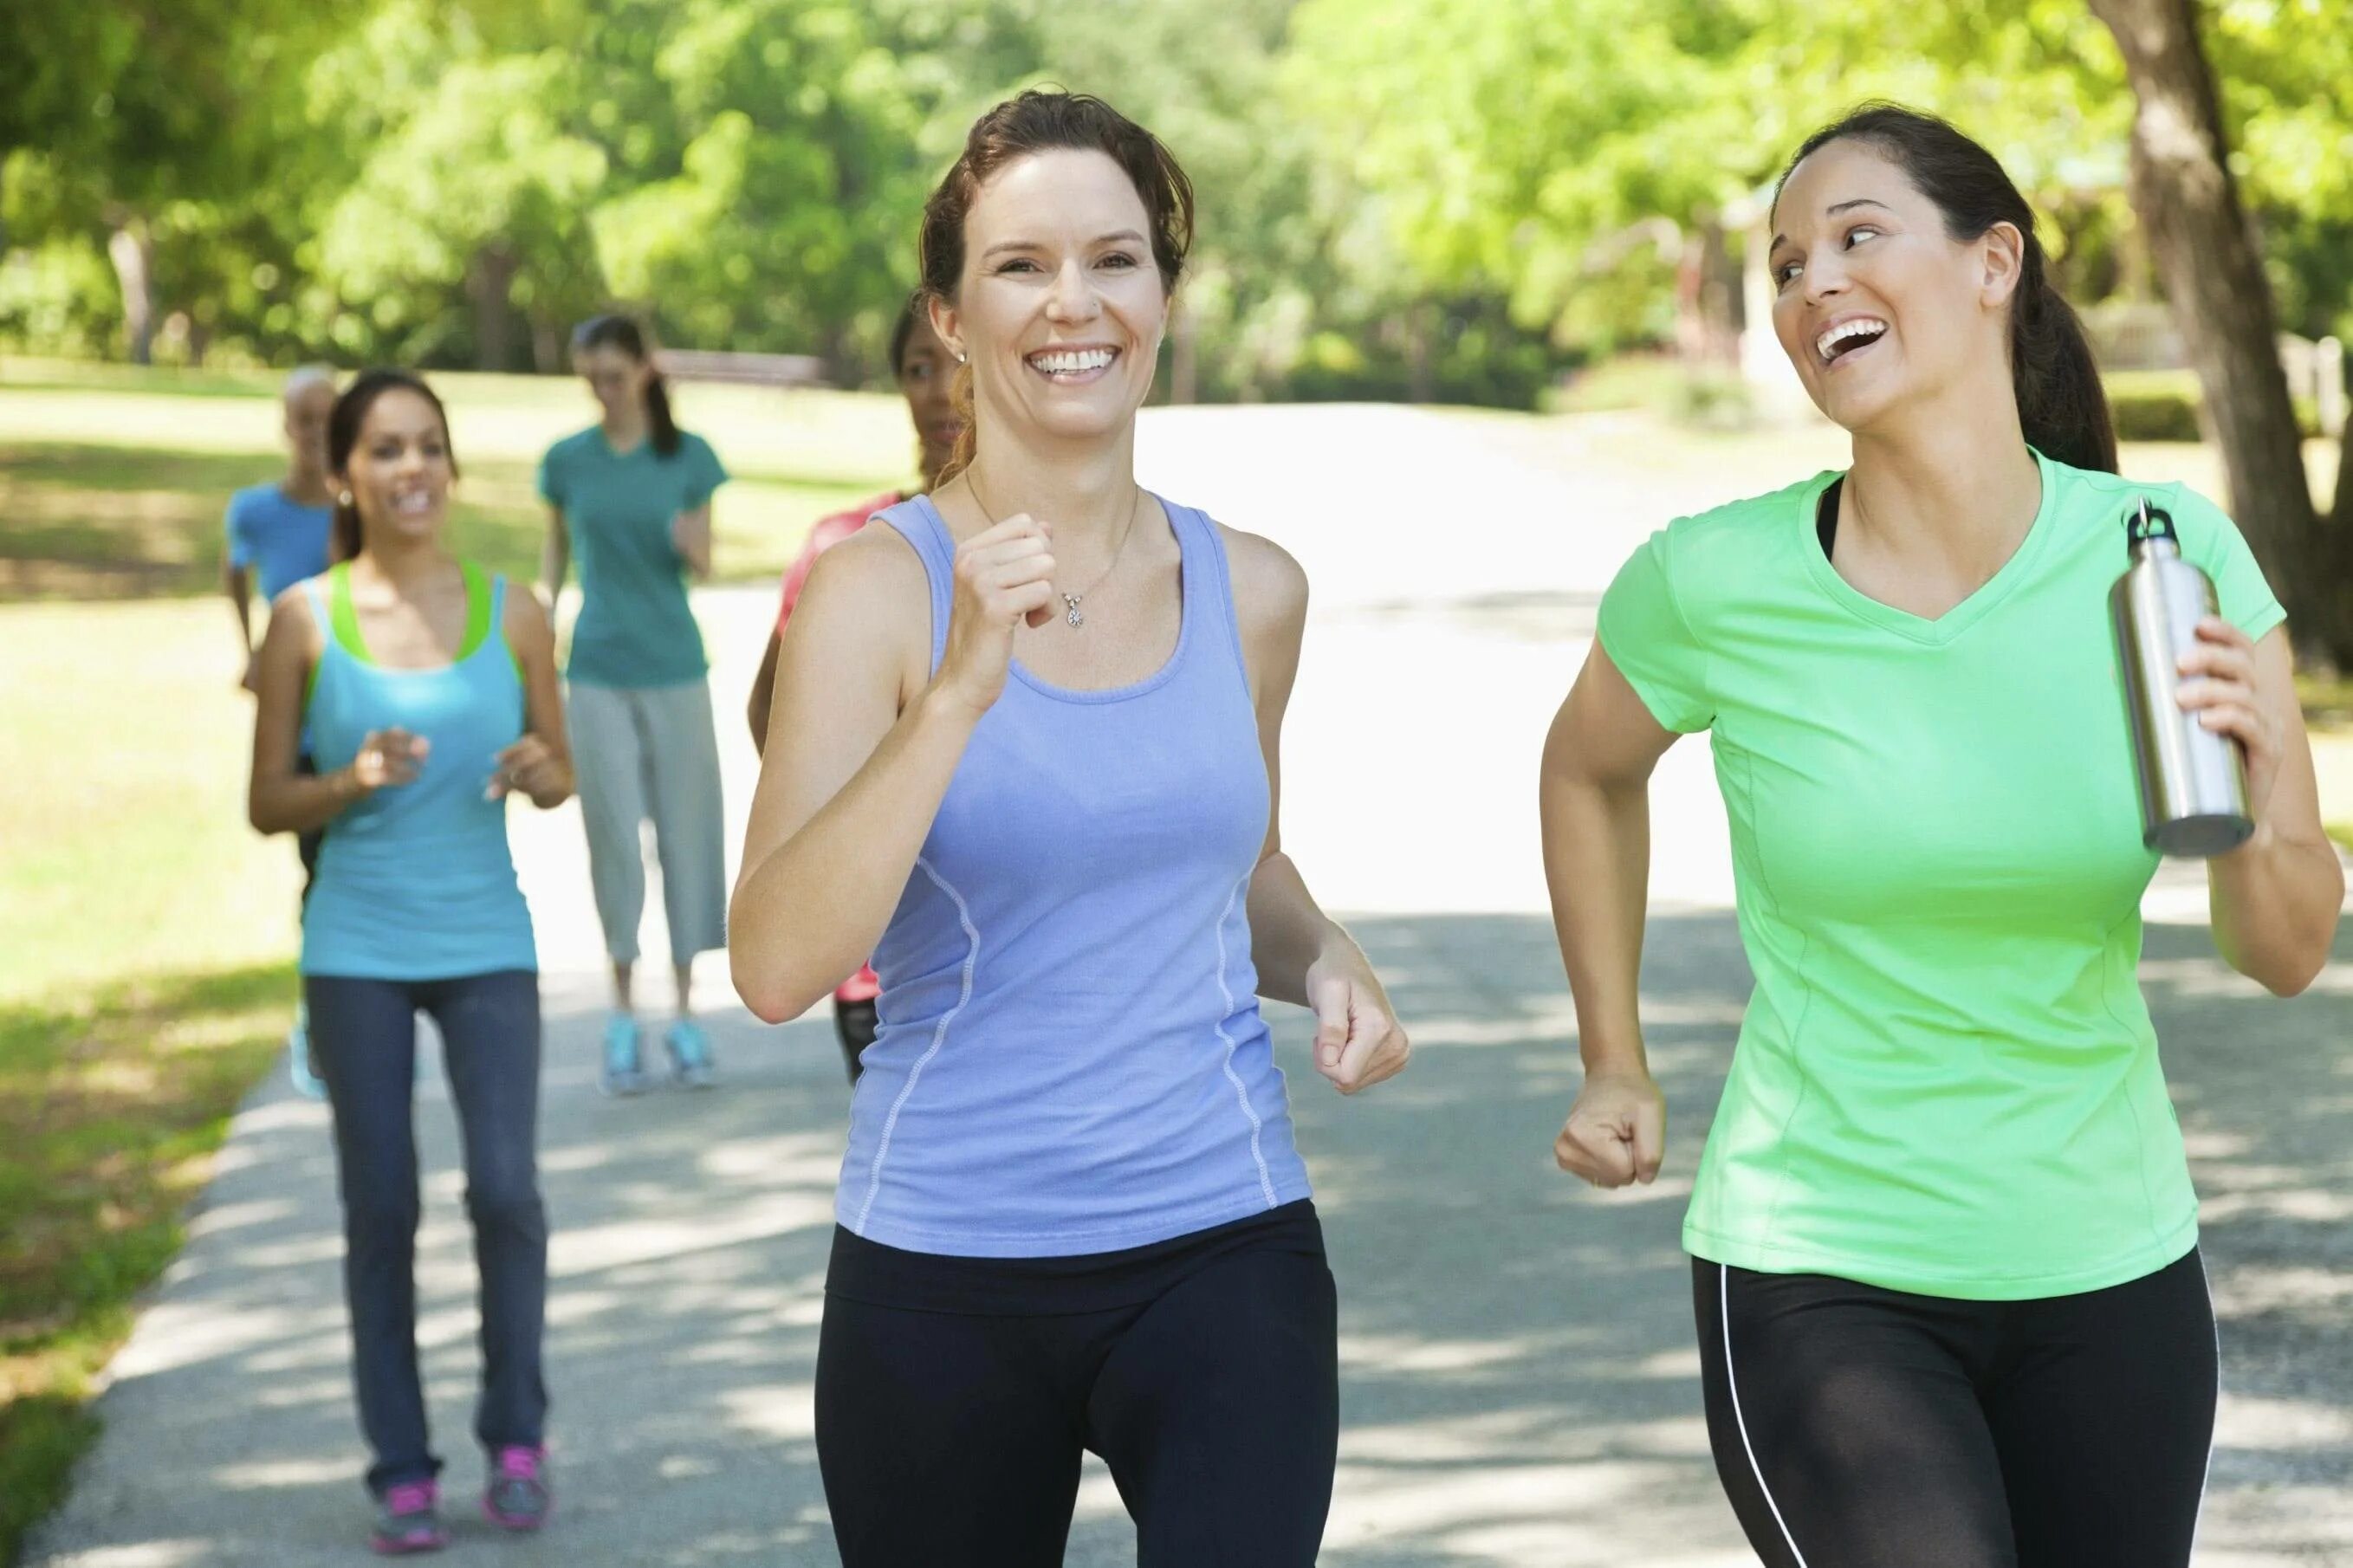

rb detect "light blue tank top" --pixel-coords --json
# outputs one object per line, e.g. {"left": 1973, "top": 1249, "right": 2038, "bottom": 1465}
{"left": 300, "top": 563, "right": 537, "bottom": 981}
{"left": 837, "top": 495, "right": 1312, "bottom": 1258}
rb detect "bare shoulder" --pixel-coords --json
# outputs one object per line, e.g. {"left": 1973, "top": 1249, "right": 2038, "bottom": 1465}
{"left": 1215, "top": 522, "right": 1309, "bottom": 642}
{"left": 265, "top": 578, "right": 323, "bottom": 652}
{"left": 801, "top": 518, "right": 929, "bottom": 618}
{"left": 499, "top": 575, "right": 554, "bottom": 652}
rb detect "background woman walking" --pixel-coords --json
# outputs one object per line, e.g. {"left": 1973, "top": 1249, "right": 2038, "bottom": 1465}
{"left": 540, "top": 314, "right": 730, "bottom": 1095}
{"left": 249, "top": 369, "right": 572, "bottom": 1553}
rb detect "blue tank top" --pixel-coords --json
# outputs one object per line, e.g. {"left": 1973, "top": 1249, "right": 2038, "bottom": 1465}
{"left": 837, "top": 495, "right": 1312, "bottom": 1258}
{"left": 300, "top": 562, "right": 537, "bottom": 981}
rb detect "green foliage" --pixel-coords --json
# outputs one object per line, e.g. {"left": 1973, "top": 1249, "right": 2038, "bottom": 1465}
{"left": 2, "top": 0, "right": 2349, "bottom": 405}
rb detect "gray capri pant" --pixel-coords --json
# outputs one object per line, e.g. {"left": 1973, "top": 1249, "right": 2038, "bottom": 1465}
{"left": 565, "top": 679, "right": 727, "bottom": 967}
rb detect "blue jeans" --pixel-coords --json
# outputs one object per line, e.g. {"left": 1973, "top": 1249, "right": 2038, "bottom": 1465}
{"left": 306, "top": 969, "right": 548, "bottom": 1494}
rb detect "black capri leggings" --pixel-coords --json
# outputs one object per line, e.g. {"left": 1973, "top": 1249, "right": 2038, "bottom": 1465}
{"left": 1696, "top": 1249, "right": 2217, "bottom": 1568}
{"left": 816, "top": 1208, "right": 1338, "bottom": 1567}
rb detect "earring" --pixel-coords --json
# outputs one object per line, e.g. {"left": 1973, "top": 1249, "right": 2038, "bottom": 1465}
{"left": 338, "top": 490, "right": 353, "bottom": 506}
{"left": 955, "top": 349, "right": 967, "bottom": 363}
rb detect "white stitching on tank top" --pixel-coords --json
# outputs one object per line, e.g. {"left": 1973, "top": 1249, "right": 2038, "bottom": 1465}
{"left": 1211, "top": 871, "right": 1278, "bottom": 1208}
{"left": 852, "top": 857, "right": 978, "bottom": 1233}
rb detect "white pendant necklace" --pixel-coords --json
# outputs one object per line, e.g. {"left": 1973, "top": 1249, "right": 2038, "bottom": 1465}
{"left": 968, "top": 476, "right": 1145, "bottom": 630}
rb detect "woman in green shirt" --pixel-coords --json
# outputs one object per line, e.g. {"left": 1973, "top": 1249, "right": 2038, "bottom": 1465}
{"left": 540, "top": 314, "right": 732, "bottom": 1095}
{"left": 1539, "top": 106, "right": 2342, "bottom": 1568}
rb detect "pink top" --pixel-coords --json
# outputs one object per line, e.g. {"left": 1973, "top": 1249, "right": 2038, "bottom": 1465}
{"left": 777, "top": 491, "right": 903, "bottom": 1007}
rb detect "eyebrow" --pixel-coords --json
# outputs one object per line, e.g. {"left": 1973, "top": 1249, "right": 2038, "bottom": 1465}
{"left": 1771, "top": 198, "right": 1894, "bottom": 252}
{"left": 980, "top": 230, "right": 1149, "bottom": 261}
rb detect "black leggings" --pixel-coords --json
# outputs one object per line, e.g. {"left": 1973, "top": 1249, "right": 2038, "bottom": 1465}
{"left": 833, "top": 995, "right": 876, "bottom": 1084}
{"left": 816, "top": 1218, "right": 1338, "bottom": 1566}
{"left": 1696, "top": 1251, "right": 2217, "bottom": 1568}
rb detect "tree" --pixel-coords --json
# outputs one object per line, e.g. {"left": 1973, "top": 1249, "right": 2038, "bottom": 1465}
{"left": 2089, "top": 0, "right": 2353, "bottom": 663}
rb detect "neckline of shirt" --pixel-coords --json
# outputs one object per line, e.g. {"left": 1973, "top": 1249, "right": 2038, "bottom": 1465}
{"left": 1797, "top": 446, "right": 2059, "bottom": 646}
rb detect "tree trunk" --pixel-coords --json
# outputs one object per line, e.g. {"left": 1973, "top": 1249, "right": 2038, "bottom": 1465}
{"left": 467, "top": 243, "right": 520, "bottom": 373}
{"left": 107, "top": 216, "right": 156, "bottom": 365}
{"left": 2090, "top": 0, "right": 2353, "bottom": 661}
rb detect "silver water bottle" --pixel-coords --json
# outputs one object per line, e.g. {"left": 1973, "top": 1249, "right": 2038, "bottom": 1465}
{"left": 2110, "top": 498, "right": 2253, "bottom": 857}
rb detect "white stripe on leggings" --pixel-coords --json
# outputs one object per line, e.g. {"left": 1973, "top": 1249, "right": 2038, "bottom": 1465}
{"left": 1721, "top": 1262, "right": 1812, "bottom": 1567}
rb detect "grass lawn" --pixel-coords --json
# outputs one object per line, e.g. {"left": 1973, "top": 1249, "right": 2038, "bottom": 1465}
{"left": 0, "top": 597, "right": 320, "bottom": 1565}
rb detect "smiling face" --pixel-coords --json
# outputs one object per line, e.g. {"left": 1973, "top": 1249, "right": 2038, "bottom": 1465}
{"left": 574, "top": 343, "right": 652, "bottom": 428}
{"left": 1768, "top": 139, "right": 2024, "bottom": 436}
{"left": 340, "top": 387, "right": 453, "bottom": 547}
{"left": 897, "top": 311, "right": 961, "bottom": 482}
{"left": 930, "top": 148, "right": 1168, "bottom": 454}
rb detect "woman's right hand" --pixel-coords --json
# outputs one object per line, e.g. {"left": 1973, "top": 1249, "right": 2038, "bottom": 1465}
{"left": 350, "top": 727, "right": 429, "bottom": 794}
{"left": 936, "top": 513, "right": 1057, "bottom": 717}
{"left": 1554, "top": 1066, "right": 1666, "bottom": 1189}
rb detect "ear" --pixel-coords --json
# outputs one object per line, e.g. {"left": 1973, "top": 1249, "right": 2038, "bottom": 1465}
{"left": 927, "top": 295, "right": 965, "bottom": 365}
{"left": 1980, "top": 221, "right": 2026, "bottom": 312}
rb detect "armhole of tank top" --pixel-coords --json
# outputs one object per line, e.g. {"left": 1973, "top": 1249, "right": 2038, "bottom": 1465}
{"left": 1184, "top": 506, "right": 1255, "bottom": 703}
{"left": 878, "top": 500, "right": 954, "bottom": 678}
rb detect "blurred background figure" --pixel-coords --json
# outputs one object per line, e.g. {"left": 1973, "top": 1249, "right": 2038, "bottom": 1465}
{"left": 540, "top": 314, "right": 731, "bottom": 1097}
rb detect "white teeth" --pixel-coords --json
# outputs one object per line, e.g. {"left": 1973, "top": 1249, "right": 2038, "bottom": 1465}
{"left": 1028, "top": 348, "right": 1116, "bottom": 375}
{"left": 1816, "top": 319, "right": 1888, "bottom": 363}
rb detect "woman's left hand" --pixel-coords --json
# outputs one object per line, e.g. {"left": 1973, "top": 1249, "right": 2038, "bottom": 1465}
{"left": 487, "top": 735, "right": 563, "bottom": 804}
{"left": 2178, "top": 616, "right": 2281, "bottom": 823}
{"left": 1304, "top": 945, "right": 1410, "bottom": 1096}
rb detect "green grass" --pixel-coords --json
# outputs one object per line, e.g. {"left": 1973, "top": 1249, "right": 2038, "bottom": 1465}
{"left": 0, "top": 359, "right": 918, "bottom": 600}
{"left": 0, "top": 589, "right": 336, "bottom": 1564}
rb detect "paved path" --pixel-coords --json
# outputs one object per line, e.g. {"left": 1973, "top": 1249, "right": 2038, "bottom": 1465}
{"left": 28, "top": 406, "right": 2353, "bottom": 1565}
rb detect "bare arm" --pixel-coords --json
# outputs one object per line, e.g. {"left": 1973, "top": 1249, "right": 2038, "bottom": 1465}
{"left": 671, "top": 503, "right": 713, "bottom": 580}
{"left": 491, "top": 587, "right": 576, "bottom": 809}
{"left": 729, "top": 518, "right": 1055, "bottom": 1023}
{"left": 2189, "top": 623, "right": 2344, "bottom": 993}
{"left": 1228, "top": 528, "right": 1408, "bottom": 1095}
{"left": 225, "top": 560, "right": 258, "bottom": 690}
{"left": 748, "top": 629, "right": 781, "bottom": 755}
{"left": 1539, "top": 642, "right": 1681, "bottom": 1185}
{"left": 538, "top": 505, "right": 569, "bottom": 615}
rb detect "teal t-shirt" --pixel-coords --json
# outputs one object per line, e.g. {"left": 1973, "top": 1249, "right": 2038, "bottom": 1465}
{"left": 1598, "top": 449, "right": 2285, "bottom": 1300}
{"left": 539, "top": 427, "right": 729, "bottom": 687}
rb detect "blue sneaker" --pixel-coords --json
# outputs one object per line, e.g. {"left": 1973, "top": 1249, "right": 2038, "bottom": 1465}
{"left": 664, "top": 1018, "right": 716, "bottom": 1090}
{"left": 600, "top": 1014, "right": 647, "bottom": 1097}
{"left": 288, "top": 1011, "right": 327, "bottom": 1102}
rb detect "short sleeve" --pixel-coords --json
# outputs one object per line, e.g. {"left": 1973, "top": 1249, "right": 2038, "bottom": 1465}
{"left": 2166, "top": 483, "right": 2286, "bottom": 644}
{"left": 536, "top": 446, "right": 565, "bottom": 509}
{"left": 224, "top": 492, "right": 256, "bottom": 569}
{"left": 1596, "top": 528, "right": 1714, "bottom": 733}
{"left": 682, "top": 436, "right": 728, "bottom": 509}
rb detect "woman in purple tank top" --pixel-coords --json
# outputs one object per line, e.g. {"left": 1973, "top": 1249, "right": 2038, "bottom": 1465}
{"left": 731, "top": 91, "right": 1410, "bottom": 1565}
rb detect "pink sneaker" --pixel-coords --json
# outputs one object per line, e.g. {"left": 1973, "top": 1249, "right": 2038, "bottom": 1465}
{"left": 370, "top": 1481, "right": 446, "bottom": 1555}
{"left": 483, "top": 1445, "right": 551, "bottom": 1532}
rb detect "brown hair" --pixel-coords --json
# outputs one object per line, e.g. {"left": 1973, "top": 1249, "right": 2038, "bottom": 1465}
{"left": 917, "top": 90, "right": 1195, "bottom": 483}
{"left": 1776, "top": 103, "right": 2117, "bottom": 475}
{"left": 572, "top": 313, "right": 683, "bottom": 457}
{"left": 328, "top": 369, "right": 459, "bottom": 561}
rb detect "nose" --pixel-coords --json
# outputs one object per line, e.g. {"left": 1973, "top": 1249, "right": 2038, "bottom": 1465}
{"left": 1044, "top": 257, "right": 1099, "bottom": 325}
{"left": 1801, "top": 252, "right": 1851, "bottom": 308}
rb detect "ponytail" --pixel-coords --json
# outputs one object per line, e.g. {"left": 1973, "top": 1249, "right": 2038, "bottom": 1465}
{"left": 937, "top": 360, "right": 977, "bottom": 486}
{"left": 331, "top": 495, "right": 361, "bottom": 565}
{"left": 1778, "top": 103, "right": 2118, "bottom": 475}
{"left": 2012, "top": 274, "right": 2117, "bottom": 475}
{"left": 645, "top": 373, "right": 681, "bottom": 458}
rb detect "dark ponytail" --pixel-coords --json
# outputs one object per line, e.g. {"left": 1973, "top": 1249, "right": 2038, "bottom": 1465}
{"left": 1776, "top": 103, "right": 2118, "bottom": 475}
{"left": 327, "top": 368, "right": 458, "bottom": 562}
{"left": 574, "top": 312, "right": 683, "bottom": 458}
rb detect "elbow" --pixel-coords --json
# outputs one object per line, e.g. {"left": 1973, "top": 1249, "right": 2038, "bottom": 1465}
{"left": 730, "top": 956, "right": 820, "bottom": 1027}
{"left": 2255, "top": 940, "right": 2334, "bottom": 999}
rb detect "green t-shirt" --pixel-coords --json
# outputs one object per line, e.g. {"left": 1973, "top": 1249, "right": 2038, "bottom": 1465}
{"left": 1598, "top": 448, "right": 2285, "bottom": 1300}
{"left": 539, "top": 427, "right": 729, "bottom": 687}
